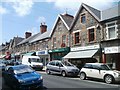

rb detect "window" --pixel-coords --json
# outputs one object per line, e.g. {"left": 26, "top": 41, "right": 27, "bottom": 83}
{"left": 88, "top": 28, "right": 94, "bottom": 42}
{"left": 92, "top": 65, "right": 100, "bottom": 70}
{"left": 84, "top": 64, "right": 93, "bottom": 69}
{"left": 49, "top": 61, "right": 55, "bottom": 66}
{"left": 56, "top": 62, "right": 60, "bottom": 66}
{"left": 74, "top": 32, "right": 79, "bottom": 44}
{"left": 106, "top": 22, "right": 117, "bottom": 39}
{"left": 53, "top": 37, "right": 56, "bottom": 48}
{"left": 81, "top": 14, "right": 86, "bottom": 24}
{"left": 62, "top": 35, "right": 66, "bottom": 44}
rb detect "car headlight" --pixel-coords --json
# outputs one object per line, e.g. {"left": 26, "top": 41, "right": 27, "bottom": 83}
{"left": 18, "top": 79, "right": 25, "bottom": 83}
{"left": 39, "top": 76, "right": 43, "bottom": 80}
{"left": 113, "top": 72, "right": 119, "bottom": 77}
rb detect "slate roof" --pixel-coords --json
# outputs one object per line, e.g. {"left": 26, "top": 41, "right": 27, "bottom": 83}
{"left": 17, "top": 33, "right": 40, "bottom": 45}
{"left": 83, "top": 3, "right": 101, "bottom": 20}
{"left": 60, "top": 14, "right": 74, "bottom": 28}
{"left": 101, "top": 4, "right": 119, "bottom": 21}
{"left": 50, "top": 13, "right": 74, "bottom": 37}
{"left": 30, "top": 31, "right": 51, "bottom": 43}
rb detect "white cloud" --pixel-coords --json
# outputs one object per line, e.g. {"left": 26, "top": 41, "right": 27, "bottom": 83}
{"left": 45, "top": 0, "right": 119, "bottom": 13}
{"left": 0, "top": 6, "right": 8, "bottom": 14}
{"left": 10, "top": 0, "right": 34, "bottom": 17}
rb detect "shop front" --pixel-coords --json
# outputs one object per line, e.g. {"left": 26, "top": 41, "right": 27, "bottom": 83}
{"left": 102, "top": 46, "right": 120, "bottom": 70}
{"left": 64, "top": 44, "right": 101, "bottom": 69}
{"left": 48, "top": 47, "right": 70, "bottom": 61}
{"left": 36, "top": 50, "right": 49, "bottom": 66}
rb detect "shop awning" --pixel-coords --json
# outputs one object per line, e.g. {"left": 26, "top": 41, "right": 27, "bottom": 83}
{"left": 63, "top": 49, "right": 98, "bottom": 59}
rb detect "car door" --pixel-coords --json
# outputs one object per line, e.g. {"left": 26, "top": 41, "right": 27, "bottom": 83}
{"left": 89, "top": 65, "right": 101, "bottom": 79}
{"left": 55, "top": 62, "right": 61, "bottom": 74}
{"left": 48, "top": 61, "right": 56, "bottom": 73}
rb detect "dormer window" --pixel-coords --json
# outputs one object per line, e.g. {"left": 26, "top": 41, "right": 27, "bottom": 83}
{"left": 81, "top": 14, "right": 86, "bottom": 24}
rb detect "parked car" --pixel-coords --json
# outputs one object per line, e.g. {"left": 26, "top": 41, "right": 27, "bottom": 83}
{"left": 22, "top": 56, "right": 43, "bottom": 70}
{"left": 79, "top": 63, "right": 120, "bottom": 84}
{"left": 0, "top": 60, "right": 6, "bottom": 72}
{"left": 46, "top": 60, "right": 80, "bottom": 77}
{"left": 3, "top": 65, "right": 43, "bottom": 90}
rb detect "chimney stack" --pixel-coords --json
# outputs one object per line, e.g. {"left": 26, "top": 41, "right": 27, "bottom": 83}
{"left": 40, "top": 23, "right": 47, "bottom": 34}
{"left": 25, "top": 32, "right": 32, "bottom": 39}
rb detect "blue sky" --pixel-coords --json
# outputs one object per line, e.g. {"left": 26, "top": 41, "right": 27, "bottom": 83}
{"left": 0, "top": 0, "right": 119, "bottom": 44}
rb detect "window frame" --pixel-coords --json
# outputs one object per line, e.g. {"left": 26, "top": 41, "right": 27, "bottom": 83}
{"left": 106, "top": 21, "right": 118, "bottom": 40}
{"left": 74, "top": 32, "right": 80, "bottom": 44}
{"left": 53, "top": 37, "right": 56, "bottom": 48}
{"left": 88, "top": 28, "right": 95, "bottom": 42}
{"left": 81, "top": 14, "right": 86, "bottom": 24}
{"left": 62, "top": 35, "right": 66, "bottom": 44}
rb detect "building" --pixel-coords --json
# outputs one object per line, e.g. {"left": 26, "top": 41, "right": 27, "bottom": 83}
{"left": 48, "top": 13, "right": 74, "bottom": 60}
{"left": 64, "top": 3, "right": 102, "bottom": 68}
{"left": 100, "top": 3, "right": 120, "bottom": 70}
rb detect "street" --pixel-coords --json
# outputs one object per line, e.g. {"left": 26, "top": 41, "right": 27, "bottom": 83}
{"left": 1, "top": 71, "right": 120, "bottom": 90}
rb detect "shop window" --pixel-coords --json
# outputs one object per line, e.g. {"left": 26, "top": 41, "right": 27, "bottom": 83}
{"left": 88, "top": 28, "right": 95, "bottom": 42}
{"left": 74, "top": 32, "right": 79, "bottom": 44}
{"left": 106, "top": 22, "right": 117, "bottom": 40}
{"left": 53, "top": 37, "right": 56, "bottom": 48}
{"left": 81, "top": 14, "right": 86, "bottom": 24}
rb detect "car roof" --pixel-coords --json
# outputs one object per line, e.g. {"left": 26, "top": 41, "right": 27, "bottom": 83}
{"left": 86, "top": 63, "right": 106, "bottom": 66}
{"left": 6, "top": 65, "right": 29, "bottom": 69}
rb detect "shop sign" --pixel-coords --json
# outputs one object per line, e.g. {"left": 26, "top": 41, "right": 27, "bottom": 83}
{"left": 71, "top": 44, "right": 99, "bottom": 51}
{"left": 48, "top": 47, "right": 70, "bottom": 53}
{"left": 36, "top": 50, "right": 48, "bottom": 55}
{"left": 104, "top": 46, "right": 120, "bottom": 54}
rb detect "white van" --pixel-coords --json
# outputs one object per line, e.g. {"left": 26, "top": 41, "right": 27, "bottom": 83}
{"left": 22, "top": 56, "right": 43, "bottom": 70}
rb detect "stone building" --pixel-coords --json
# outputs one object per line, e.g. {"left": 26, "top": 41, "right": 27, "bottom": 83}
{"left": 100, "top": 3, "right": 120, "bottom": 70}
{"left": 64, "top": 3, "right": 102, "bottom": 68}
{"left": 48, "top": 13, "right": 74, "bottom": 60}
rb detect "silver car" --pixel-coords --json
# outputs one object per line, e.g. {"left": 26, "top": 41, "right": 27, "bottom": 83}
{"left": 46, "top": 60, "right": 79, "bottom": 77}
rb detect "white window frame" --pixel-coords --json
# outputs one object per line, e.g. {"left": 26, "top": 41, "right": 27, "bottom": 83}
{"left": 106, "top": 21, "right": 118, "bottom": 40}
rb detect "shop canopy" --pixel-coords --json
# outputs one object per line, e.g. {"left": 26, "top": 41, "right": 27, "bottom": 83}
{"left": 63, "top": 49, "right": 98, "bottom": 59}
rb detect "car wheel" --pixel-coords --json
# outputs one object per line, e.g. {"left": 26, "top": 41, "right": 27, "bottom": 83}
{"left": 80, "top": 72, "right": 86, "bottom": 80}
{"left": 104, "top": 75, "right": 114, "bottom": 84}
{"left": 62, "top": 71, "right": 66, "bottom": 77}
{"left": 46, "top": 69, "right": 51, "bottom": 74}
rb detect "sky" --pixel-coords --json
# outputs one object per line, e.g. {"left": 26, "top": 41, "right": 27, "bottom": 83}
{"left": 0, "top": 0, "right": 119, "bottom": 45}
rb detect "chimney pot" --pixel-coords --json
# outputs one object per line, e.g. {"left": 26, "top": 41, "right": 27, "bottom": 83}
{"left": 40, "top": 23, "right": 47, "bottom": 34}
{"left": 25, "top": 32, "right": 32, "bottom": 39}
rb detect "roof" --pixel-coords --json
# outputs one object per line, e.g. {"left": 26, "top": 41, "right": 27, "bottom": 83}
{"left": 30, "top": 31, "right": 51, "bottom": 43}
{"left": 17, "top": 33, "right": 40, "bottom": 45}
{"left": 101, "top": 4, "right": 119, "bottom": 21}
{"left": 60, "top": 14, "right": 74, "bottom": 28}
{"left": 70, "top": 3, "right": 101, "bottom": 30}
{"left": 14, "top": 37, "right": 24, "bottom": 46}
{"left": 50, "top": 13, "right": 74, "bottom": 37}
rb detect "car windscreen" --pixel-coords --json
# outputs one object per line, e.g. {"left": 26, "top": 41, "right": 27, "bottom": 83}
{"left": 100, "top": 65, "right": 111, "bottom": 70}
{"left": 62, "top": 61, "right": 73, "bottom": 66}
{"left": 29, "top": 58, "right": 41, "bottom": 62}
{"left": 14, "top": 65, "right": 34, "bottom": 74}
